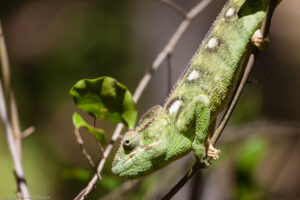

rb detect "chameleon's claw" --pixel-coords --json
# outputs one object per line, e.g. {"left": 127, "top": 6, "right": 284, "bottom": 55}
{"left": 207, "top": 143, "right": 220, "bottom": 160}
{"left": 251, "top": 29, "right": 270, "bottom": 50}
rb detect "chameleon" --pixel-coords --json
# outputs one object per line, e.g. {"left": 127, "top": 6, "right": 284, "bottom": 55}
{"left": 112, "top": 0, "right": 274, "bottom": 178}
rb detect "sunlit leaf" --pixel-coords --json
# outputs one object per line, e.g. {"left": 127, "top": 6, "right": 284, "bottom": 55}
{"left": 70, "top": 76, "right": 137, "bottom": 128}
{"left": 72, "top": 112, "right": 106, "bottom": 145}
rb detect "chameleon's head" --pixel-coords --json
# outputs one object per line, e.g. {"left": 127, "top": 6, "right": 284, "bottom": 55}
{"left": 112, "top": 105, "right": 169, "bottom": 178}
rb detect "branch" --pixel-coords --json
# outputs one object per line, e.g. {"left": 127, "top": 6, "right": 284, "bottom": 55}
{"left": 0, "top": 21, "right": 22, "bottom": 156}
{"left": 160, "top": 0, "right": 187, "bottom": 18}
{"left": 74, "top": 128, "right": 102, "bottom": 180}
{"left": 166, "top": 54, "right": 172, "bottom": 95}
{"left": 21, "top": 126, "right": 35, "bottom": 139}
{"left": 132, "top": 0, "right": 213, "bottom": 102}
{"left": 160, "top": 0, "right": 280, "bottom": 199}
{"left": 0, "top": 79, "right": 30, "bottom": 198}
{"left": 0, "top": 20, "right": 30, "bottom": 199}
{"left": 73, "top": 1, "right": 213, "bottom": 199}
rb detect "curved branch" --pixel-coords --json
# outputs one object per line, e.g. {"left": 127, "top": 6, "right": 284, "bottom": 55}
{"left": 0, "top": 20, "right": 30, "bottom": 199}
{"left": 0, "top": 79, "right": 30, "bottom": 199}
{"left": 0, "top": 21, "right": 22, "bottom": 156}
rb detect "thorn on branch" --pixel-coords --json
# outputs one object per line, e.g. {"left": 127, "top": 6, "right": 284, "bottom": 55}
{"left": 21, "top": 126, "right": 35, "bottom": 139}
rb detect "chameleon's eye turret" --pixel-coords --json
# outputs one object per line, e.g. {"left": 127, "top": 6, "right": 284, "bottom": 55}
{"left": 122, "top": 131, "right": 140, "bottom": 151}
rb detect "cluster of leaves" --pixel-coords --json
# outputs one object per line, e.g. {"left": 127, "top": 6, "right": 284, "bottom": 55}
{"left": 70, "top": 76, "right": 137, "bottom": 145}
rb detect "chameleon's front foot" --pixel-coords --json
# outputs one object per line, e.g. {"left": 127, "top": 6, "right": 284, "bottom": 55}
{"left": 207, "top": 143, "right": 220, "bottom": 160}
{"left": 251, "top": 29, "right": 270, "bottom": 50}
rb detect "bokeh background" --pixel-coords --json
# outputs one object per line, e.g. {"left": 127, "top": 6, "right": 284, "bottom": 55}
{"left": 0, "top": 0, "right": 299, "bottom": 199}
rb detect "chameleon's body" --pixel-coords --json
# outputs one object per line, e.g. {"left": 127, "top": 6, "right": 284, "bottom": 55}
{"left": 112, "top": 0, "right": 270, "bottom": 178}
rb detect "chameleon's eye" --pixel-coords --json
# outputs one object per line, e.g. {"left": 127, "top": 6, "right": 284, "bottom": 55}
{"left": 122, "top": 131, "right": 140, "bottom": 151}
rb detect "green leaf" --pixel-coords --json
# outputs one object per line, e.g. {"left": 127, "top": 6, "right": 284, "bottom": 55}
{"left": 70, "top": 76, "right": 137, "bottom": 128}
{"left": 72, "top": 112, "right": 106, "bottom": 145}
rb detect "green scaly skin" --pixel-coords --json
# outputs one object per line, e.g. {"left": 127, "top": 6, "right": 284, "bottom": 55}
{"left": 112, "top": 0, "right": 270, "bottom": 179}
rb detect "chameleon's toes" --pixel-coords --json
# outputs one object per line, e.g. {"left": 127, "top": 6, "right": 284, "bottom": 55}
{"left": 207, "top": 143, "right": 220, "bottom": 160}
{"left": 251, "top": 29, "right": 270, "bottom": 50}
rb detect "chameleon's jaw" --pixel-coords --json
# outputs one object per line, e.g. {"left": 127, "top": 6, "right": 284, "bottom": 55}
{"left": 112, "top": 141, "right": 163, "bottom": 178}
{"left": 112, "top": 148, "right": 145, "bottom": 178}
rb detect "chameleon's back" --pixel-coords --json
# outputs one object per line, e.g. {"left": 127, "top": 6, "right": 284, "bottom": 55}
{"left": 112, "top": 0, "right": 272, "bottom": 179}
{"left": 165, "top": 0, "right": 269, "bottom": 116}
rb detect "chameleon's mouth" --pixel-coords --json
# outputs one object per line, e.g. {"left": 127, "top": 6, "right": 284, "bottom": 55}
{"left": 112, "top": 141, "right": 160, "bottom": 178}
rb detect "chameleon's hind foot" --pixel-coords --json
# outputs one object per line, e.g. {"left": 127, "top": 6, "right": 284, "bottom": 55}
{"left": 207, "top": 143, "right": 220, "bottom": 160}
{"left": 251, "top": 29, "right": 270, "bottom": 50}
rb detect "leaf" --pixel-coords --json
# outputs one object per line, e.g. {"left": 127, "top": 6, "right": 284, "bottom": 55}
{"left": 72, "top": 112, "right": 106, "bottom": 145}
{"left": 70, "top": 76, "right": 137, "bottom": 128}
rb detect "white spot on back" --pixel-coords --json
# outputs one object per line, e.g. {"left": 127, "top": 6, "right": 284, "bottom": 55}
{"left": 207, "top": 38, "right": 218, "bottom": 49}
{"left": 199, "top": 94, "right": 209, "bottom": 106}
{"left": 188, "top": 70, "right": 199, "bottom": 81}
{"left": 169, "top": 100, "right": 182, "bottom": 114}
{"left": 225, "top": 8, "right": 235, "bottom": 18}
{"left": 214, "top": 75, "right": 221, "bottom": 82}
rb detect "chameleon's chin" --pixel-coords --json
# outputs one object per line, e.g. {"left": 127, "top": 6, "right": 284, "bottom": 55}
{"left": 111, "top": 152, "right": 141, "bottom": 178}
{"left": 112, "top": 139, "right": 167, "bottom": 178}
{"left": 111, "top": 158, "right": 151, "bottom": 179}
{"left": 112, "top": 149, "right": 156, "bottom": 179}
{"left": 111, "top": 163, "right": 126, "bottom": 177}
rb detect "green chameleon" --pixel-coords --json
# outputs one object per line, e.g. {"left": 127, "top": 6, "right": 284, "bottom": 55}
{"left": 112, "top": 0, "right": 274, "bottom": 178}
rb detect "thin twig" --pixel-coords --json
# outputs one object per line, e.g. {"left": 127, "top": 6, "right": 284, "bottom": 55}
{"left": 0, "top": 20, "right": 30, "bottom": 199}
{"left": 21, "top": 126, "right": 35, "bottom": 139}
{"left": 95, "top": 139, "right": 105, "bottom": 157}
{"left": 0, "top": 21, "right": 22, "bottom": 156}
{"left": 210, "top": 0, "right": 280, "bottom": 145}
{"left": 74, "top": 129, "right": 96, "bottom": 168}
{"left": 74, "top": 124, "right": 124, "bottom": 200}
{"left": 74, "top": 128, "right": 102, "bottom": 180}
{"left": 0, "top": 79, "right": 30, "bottom": 199}
{"left": 210, "top": 53, "right": 255, "bottom": 145}
{"left": 73, "top": 1, "right": 213, "bottom": 199}
{"left": 160, "top": 0, "right": 187, "bottom": 18}
{"left": 161, "top": 0, "right": 280, "bottom": 199}
{"left": 92, "top": 117, "right": 105, "bottom": 156}
{"left": 166, "top": 53, "right": 172, "bottom": 95}
{"left": 133, "top": 0, "right": 213, "bottom": 102}
{"left": 162, "top": 163, "right": 205, "bottom": 200}
{"left": 74, "top": 116, "right": 103, "bottom": 175}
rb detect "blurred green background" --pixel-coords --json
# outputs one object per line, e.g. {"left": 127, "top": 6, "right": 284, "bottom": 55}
{"left": 0, "top": 0, "right": 299, "bottom": 199}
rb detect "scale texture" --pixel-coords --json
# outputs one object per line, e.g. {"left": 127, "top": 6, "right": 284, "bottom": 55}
{"left": 112, "top": 0, "right": 270, "bottom": 179}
